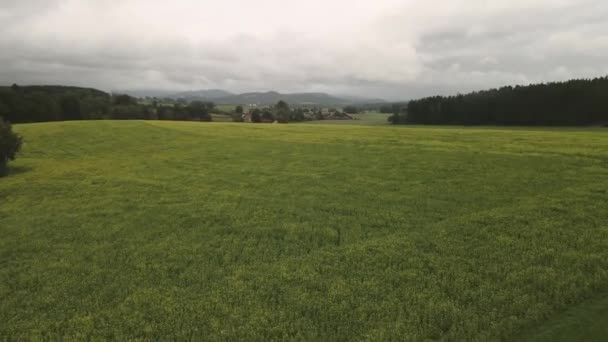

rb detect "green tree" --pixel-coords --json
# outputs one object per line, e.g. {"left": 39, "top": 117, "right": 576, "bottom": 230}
{"left": 275, "top": 100, "right": 290, "bottom": 123}
{"left": 380, "top": 105, "right": 393, "bottom": 113}
{"left": 404, "top": 76, "right": 608, "bottom": 125}
{"left": 0, "top": 101, "right": 9, "bottom": 118}
{"left": 60, "top": 95, "right": 82, "bottom": 120}
{"left": 157, "top": 106, "right": 175, "bottom": 120}
{"left": 113, "top": 94, "right": 137, "bottom": 106}
{"left": 188, "top": 101, "right": 213, "bottom": 121}
{"left": 0, "top": 117, "right": 23, "bottom": 177}
{"left": 262, "top": 110, "right": 275, "bottom": 122}
{"left": 235, "top": 105, "right": 244, "bottom": 114}
{"left": 388, "top": 104, "right": 406, "bottom": 124}
{"left": 343, "top": 105, "right": 359, "bottom": 114}
{"left": 251, "top": 108, "right": 262, "bottom": 123}
{"left": 290, "top": 108, "right": 305, "bottom": 122}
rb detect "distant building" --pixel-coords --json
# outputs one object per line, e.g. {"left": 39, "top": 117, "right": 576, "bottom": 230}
{"left": 242, "top": 112, "right": 252, "bottom": 123}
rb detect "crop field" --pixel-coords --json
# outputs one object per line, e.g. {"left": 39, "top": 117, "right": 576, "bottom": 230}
{"left": 1, "top": 121, "right": 607, "bottom": 340}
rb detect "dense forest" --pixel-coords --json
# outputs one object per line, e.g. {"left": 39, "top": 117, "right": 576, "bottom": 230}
{"left": 0, "top": 85, "right": 213, "bottom": 123}
{"left": 394, "top": 76, "right": 608, "bottom": 126}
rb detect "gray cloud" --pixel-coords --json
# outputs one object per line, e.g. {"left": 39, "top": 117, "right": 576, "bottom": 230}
{"left": 1, "top": 0, "right": 608, "bottom": 100}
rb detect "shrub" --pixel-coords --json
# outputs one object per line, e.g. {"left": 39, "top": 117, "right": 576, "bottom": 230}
{"left": 0, "top": 117, "right": 23, "bottom": 177}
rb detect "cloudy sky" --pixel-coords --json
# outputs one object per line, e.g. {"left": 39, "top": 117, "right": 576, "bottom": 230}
{"left": 1, "top": 0, "right": 607, "bottom": 100}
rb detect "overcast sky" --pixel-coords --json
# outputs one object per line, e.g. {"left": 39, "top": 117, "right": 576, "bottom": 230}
{"left": 1, "top": 0, "right": 607, "bottom": 100}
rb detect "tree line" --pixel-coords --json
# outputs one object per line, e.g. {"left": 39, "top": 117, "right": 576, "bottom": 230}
{"left": 0, "top": 85, "right": 355, "bottom": 124}
{"left": 392, "top": 76, "right": 608, "bottom": 126}
{"left": 0, "top": 85, "right": 214, "bottom": 123}
{"left": 230, "top": 101, "right": 354, "bottom": 123}
{"left": 232, "top": 101, "right": 306, "bottom": 123}
{"left": 0, "top": 116, "right": 22, "bottom": 177}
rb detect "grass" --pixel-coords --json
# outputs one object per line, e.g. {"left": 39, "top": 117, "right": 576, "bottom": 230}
{"left": 517, "top": 294, "right": 608, "bottom": 341}
{"left": 215, "top": 104, "right": 239, "bottom": 113}
{"left": 1, "top": 121, "right": 607, "bottom": 340}
{"left": 210, "top": 113, "right": 234, "bottom": 122}
{"left": 306, "top": 112, "right": 391, "bottom": 125}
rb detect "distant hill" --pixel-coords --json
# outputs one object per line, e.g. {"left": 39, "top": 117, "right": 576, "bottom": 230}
{"left": 0, "top": 84, "right": 111, "bottom": 123}
{"left": 118, "top": 89, "right": 234, "bottom": 99}
{"left": 211, "top": 91, "right": 384, "bottom": 105}
{"left": 169, "top": 89, "right": 235, "bottom": 100}
{"left": 338, "top": 95, "right": 388, "bottom": 105}
{"left": 117, "top": 88, "right": 386, "bottom": 105}
{"left": 124, "top": 88, "right": 385, "bottom": 105}
{"left": 118, "top": 89, "right": 176, "bottom": 98}
{"left": 1, "top": 85, "right": 109, "bottom": 97}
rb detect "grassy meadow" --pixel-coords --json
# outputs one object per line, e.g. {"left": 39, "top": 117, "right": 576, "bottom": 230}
{"left": 1, "top": 121, "right": 607, "bottom": 340}
{"left": 307, "top": 112, "right": 392, "bottom": 126}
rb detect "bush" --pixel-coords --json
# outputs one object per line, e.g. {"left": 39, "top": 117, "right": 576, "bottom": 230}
{"left": 0, "top": 117, "right": 23, "bottom": 177}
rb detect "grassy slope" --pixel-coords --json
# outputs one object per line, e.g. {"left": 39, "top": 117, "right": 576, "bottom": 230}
{"left": 517, "top": 294, "right": 608, "bottom": 341}
{"left": 1, "top": 121, "right": 607, "bottom": 340}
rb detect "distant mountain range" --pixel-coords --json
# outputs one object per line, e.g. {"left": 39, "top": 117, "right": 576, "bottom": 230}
{"left": 123, "top": 89, "right": 385, "bottom": 105}
{"left": 169, "top": 89, "right": 235, "bottom": 100}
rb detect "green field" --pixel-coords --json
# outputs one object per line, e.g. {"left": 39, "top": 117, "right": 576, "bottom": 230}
{"left": 1, "top": 121, "right": 607, "bottom": 340}
{"left": 307, "top": 112, "right": 392, "bottom": 126}
{"left": 210, "top": 113, "right": 234, "bottom": 122}
{"left": 215, "top": 104, "right": 239, "bottom": 113}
